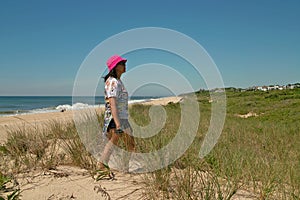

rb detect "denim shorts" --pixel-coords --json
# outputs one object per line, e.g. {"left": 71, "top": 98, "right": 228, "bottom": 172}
{"left": 107, "top": 119, "right": 132, "bottom": 134}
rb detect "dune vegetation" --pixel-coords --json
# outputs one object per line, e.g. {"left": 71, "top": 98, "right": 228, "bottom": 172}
{"left": 0, "top": 88, "right": 299, "bottom": 199}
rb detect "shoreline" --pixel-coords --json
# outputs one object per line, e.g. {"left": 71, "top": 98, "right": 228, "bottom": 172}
{"left": 0, "top": 96, "right": 174, "bottom": 118}
{"left": 0, "top": 96, "right": 183, "bottom": 144}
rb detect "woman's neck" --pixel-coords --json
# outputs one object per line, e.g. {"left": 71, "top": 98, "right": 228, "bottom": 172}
{"left": 116, "top": 73, "right": 122, "bottom": 79}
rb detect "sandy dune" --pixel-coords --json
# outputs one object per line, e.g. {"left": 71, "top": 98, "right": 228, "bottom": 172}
{"left": 16, "top": 166, "right": 144, "bottom": 200}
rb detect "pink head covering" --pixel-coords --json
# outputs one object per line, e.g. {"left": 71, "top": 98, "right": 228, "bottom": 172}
{"left": 106, "top": 55, "right": 127, "bottom": 71}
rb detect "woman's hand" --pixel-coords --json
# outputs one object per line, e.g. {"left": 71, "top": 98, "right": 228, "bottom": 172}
{"left": 115, "top": 128, "right": 124, "bottom": 134}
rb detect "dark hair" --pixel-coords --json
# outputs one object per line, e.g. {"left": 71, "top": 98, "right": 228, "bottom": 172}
{"left": 103, "top": 68, "right": 117, "bottom": 82}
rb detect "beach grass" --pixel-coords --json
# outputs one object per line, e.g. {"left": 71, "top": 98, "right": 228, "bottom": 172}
{"left": 132, "top": 89, "right": 300, "bottom": 199}
{"left": 0, "top": 88, "right": 299, "bottom": 199}
{"left": 0, "top": 172, "right": 20, "bottom": 200}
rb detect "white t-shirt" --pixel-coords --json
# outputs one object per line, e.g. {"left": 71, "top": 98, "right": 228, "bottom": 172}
{"left": 104, "top": 77, "right": 128, "bottom": 119}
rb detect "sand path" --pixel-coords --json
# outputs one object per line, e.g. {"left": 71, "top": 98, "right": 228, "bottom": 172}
{"left": 16, "top": 166, "right": 144, "bottom": 200}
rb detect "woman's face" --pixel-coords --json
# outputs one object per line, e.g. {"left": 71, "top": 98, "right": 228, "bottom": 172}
{"left": 116, "top": 62, "right": 126, "bottom": 74}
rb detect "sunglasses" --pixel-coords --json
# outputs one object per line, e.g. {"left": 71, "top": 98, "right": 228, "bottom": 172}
{"left": 118, "top": 61, "right": 126, "bottom": 66}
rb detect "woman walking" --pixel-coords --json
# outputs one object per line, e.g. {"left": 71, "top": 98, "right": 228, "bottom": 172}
{"left": 98, "top": 55, "right": 135, "bottom": 172}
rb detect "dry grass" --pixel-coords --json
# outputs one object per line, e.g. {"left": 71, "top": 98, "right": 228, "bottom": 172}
{"left": 0, "top": 113, "right": 103, "bottom": 178}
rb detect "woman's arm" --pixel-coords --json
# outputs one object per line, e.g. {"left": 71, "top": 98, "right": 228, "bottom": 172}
{"left": 109, "top": 97, "right": 121, "bottom": 129}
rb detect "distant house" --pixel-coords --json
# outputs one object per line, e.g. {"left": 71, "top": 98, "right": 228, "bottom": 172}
{"left": 267, "top": 85, "right": 280, "bottom": 90}
{"left": 255, "top": 84, "right": 297, "bottom": 91}
{"left": 261, "top": 86, "right": 268, "bottom": 91}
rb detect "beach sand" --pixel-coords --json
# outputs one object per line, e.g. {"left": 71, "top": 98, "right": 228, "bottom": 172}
{"left": 0, "top": 96, "right": 254, "bottom": 199}
{"left": 15, "top": 166, "right": 144, "bottom": 200}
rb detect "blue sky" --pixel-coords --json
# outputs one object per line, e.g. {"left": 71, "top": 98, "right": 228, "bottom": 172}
{"left": 0, "top": 0, "right": 299, "bottom": 96}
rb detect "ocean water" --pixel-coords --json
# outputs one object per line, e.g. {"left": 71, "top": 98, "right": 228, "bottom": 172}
{"left": 0, "top": 96, "right": 157, "bottom": 117}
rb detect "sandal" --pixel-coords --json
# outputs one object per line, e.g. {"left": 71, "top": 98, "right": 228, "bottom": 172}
{"left": 94, "top": 162, "right": 115, "bottom": 181}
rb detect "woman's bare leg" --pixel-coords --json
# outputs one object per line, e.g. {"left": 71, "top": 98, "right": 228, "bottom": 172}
{"left": 119, "top": 129, "right": 135, "bottom": 172}
{"left": 98, "top": 129, "right": 120, "bottom": 169}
